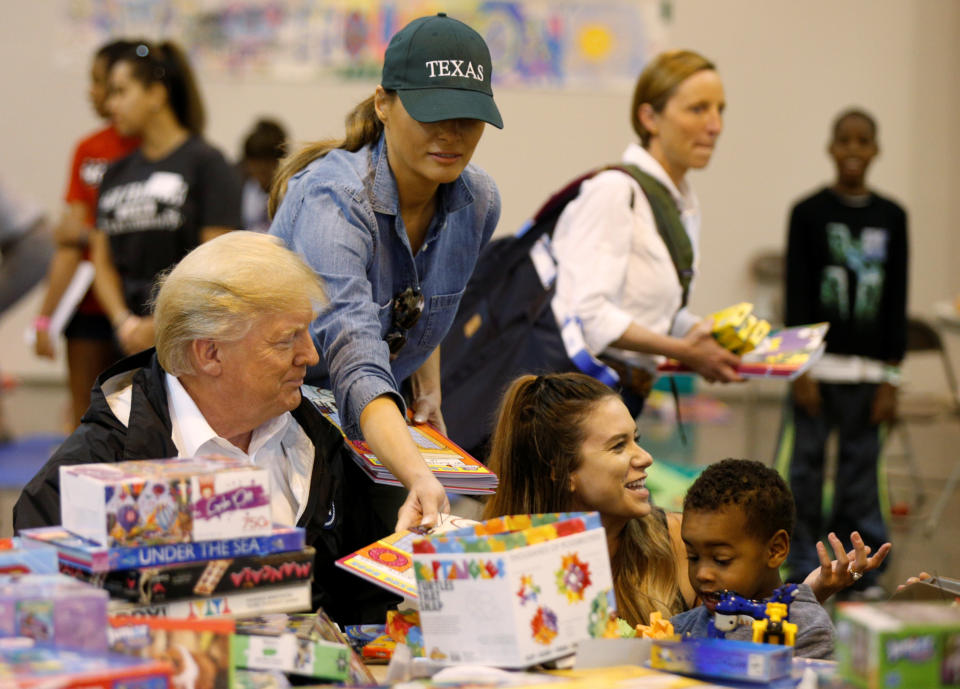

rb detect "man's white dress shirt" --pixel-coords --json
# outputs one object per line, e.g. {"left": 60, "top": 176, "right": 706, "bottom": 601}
{"left": 164, "top": 373, "right": 314, "bottom": 526}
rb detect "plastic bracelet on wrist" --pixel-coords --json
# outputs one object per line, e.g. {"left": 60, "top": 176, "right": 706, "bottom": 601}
{"left": 33, "top": 315, "right": 51, "bottom": 332}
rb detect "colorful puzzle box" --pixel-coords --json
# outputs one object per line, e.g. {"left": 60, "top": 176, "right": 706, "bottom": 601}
{"left": 0, "top": 573, "right": 108, "bottom": 652}
{"left": 411, "top": 512, "right": 615, "bottom": 668}
{"left": 59, "top": 457, "right": 272, "bottom": 547}
{"left": 650, "top": 637, "right": 793, "bottom": 684}
{"left": 0, "top": 537, "right": 59, "bottom": 575}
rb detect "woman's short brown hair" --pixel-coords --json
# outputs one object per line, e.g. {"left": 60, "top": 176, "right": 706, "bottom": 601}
{"left": 630, "top": 49, "right": 716, "bottom": 147}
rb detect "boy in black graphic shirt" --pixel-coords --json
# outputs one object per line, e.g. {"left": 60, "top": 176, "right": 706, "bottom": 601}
{"left": 776, "top": 109, "right": 904, "bottom": 593}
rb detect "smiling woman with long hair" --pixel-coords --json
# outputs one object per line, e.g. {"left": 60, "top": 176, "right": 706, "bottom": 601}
{"left": 483, "top": 371, "right": 892, "bottom": 627}
{"left": 269, "top": 13, "right": 503, "bottom": 533}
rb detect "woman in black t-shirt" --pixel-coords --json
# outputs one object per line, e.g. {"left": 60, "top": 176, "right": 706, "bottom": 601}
{"left": 91, "top": 40, "right": 241, "bottom": 356}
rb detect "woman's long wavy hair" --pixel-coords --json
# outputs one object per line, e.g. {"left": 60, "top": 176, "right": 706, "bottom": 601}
{"left": 268, "top": 92, "right": 394, "bottom": 218}
{"left": 482, "top": 372, "right": 681, "bottom": 626}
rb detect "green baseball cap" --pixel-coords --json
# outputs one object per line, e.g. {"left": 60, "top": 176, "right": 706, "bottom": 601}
{"left": 381, "top": 13, "right": 503, "bottom": 129}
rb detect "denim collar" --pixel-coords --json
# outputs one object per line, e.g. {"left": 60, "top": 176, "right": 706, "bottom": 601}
{"left": 369, "top": 134, "right": 475, "bottom": 219}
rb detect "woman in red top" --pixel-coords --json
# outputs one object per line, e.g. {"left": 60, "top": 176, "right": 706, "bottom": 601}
{"left": 34, "top": 40, "right": 140, "bottom": 429}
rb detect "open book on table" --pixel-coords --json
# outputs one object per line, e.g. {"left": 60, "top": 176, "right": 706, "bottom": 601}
{"left": 659, "top": 322, "right": 829, "bottom": 380}
{"left": 335, "top": 514, "right": 480, "bottom": 598}
{"left": 301, "top": 388, "right": 498, "bottom": 495}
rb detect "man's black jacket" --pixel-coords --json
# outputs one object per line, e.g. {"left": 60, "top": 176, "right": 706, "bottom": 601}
{"left": 13, "top": 349, "right": 398, "bottom": 623}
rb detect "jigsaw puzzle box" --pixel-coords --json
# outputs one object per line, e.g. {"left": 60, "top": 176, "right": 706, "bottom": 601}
{"left": 412, "top": 512, "right": 615, "bottom": 668}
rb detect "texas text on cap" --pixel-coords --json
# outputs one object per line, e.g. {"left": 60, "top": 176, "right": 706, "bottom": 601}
{"left": 381, "top": 12, "right": 503, "bottom": 129}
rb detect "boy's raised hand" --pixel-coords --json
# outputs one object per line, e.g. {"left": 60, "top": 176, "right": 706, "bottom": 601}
{"left": 806, "top": 531, "right": 892, "bottom": 603}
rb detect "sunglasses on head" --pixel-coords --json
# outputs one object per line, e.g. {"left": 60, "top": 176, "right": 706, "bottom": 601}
{"left": 385, "top": 286, "right": 424, "bottom": 356}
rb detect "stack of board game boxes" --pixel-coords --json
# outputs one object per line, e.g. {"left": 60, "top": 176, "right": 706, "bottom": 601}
{"left": 0, "top": 538, "right": 174, "bottom": 686}
{"left": 19, "top": 457, "right": 314, "bottom": 619}
{"left": 6, "top": 457, "right": 370, "bottom": 685}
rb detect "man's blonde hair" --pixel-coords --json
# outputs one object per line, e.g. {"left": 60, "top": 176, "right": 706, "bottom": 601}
{"left": 152, "top": 231, "right": 326, "bottom": 376}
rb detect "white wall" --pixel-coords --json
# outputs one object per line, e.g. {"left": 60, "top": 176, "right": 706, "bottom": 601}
{"left": 2, "top": 0, "right": 958, "bottom": 380}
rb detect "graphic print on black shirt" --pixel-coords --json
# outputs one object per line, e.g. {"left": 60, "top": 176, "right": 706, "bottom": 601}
{"left": 79, "top": 158, "right": 111, "bottom": 188}
{"left": 821, "top": 222, "right": 888, "bottom": 322}
{"left": 785, "top": 188, "right": 908, "bottom": 362}
{"left": 96, "top": 136, "right": 242, "bottom": 315}
{"left": 98, "top": 171, "right": 189, "bottom": 234}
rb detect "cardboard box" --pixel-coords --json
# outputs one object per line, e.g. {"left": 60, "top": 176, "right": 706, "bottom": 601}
{"left": 650, "top": 637, "right": 792, "bottom": 683}
{"left": 411, "top": 512, "right": 615, "bottom": 668}
{"left": 0, "top": 573, "right": 108, "bottom": 652}
{"left": 836, "top": 601, "right": 960, "bottom": 689}
{"left": 60, "top": 457, "right": 272, "bottom": 547}
{"left": 0, "top": 645, "right": 171, "bottom": 688}
{"left": 231, "top": 614, "right": 351, "bottom": 681}
{"left": 0, "top": 537, "right": 59, "bottom": 575}
{"left": 108, "top": 616, "right": 233, "bottom": 688}
{"left": 889, "top": 576, "right": 960, "bottom": 603}
{"left": 21, "top": 524, "right": 306, "bottom": 573}
{"left": 73, "top": 546, "right": 315, "bottom": 604}
{"left": 106, "top": 580, "right": 312, "bottom": 619}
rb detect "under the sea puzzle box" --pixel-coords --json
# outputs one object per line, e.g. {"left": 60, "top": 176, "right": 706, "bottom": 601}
{"left": 59, "top": 457, "right": 272, "bottom": 547}
{"left": 411, "top": 512, "right": 615, "bottom": 668}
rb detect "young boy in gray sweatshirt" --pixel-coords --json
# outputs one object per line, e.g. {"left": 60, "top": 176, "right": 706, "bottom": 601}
{"left": 671, "top": 459, "right": 835, "bottom": 659}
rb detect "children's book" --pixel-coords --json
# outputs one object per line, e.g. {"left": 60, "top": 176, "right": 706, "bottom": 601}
{"left": 301, "top": 388, "right": 498, "bottom": 494}
{"left": 335, "top": 515, "right": 480, "bottom": 599}
{"left": 19, "top": 524, "right": 305, "bottom": 573}
{"left": 659, "top": 323, "right": 829, "bottom": 380}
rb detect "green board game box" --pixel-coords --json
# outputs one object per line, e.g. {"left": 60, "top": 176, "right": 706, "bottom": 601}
{"left": 231, "top": 613, "right": 350, "bottom": 681}
{"left": 836, "top": 601, "right": 960, "bottom": 689}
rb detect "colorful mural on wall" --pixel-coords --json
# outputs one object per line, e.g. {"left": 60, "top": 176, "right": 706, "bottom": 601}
{"left": 60, "top": 0, "right": 669, "bottom": 88}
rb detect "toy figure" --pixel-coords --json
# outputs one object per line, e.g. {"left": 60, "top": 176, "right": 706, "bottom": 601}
{"left": 635, "top": 611, "right": 676, "bottom": 640}
{"left": 707, "top": 583, "right": 798, "bottom": 642}
{"left": 751, "top": 602, "right": 797, "bottom": 646}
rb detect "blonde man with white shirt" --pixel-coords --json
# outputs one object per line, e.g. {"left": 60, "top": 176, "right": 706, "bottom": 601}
{"left": 550, "top": 50, "right": 742, "bottom": 415}
{"left": 15, "top": 231, "right": 399, "bottom": 623}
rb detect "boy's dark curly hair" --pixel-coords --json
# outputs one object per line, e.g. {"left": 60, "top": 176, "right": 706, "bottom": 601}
{"left": 683, "top": 459, "right": 795, "bottom": 541}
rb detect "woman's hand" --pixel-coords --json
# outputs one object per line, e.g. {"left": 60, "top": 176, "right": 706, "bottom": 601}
{"left": 116, "top": 315, "right": 155, "bottom": 355}
{"left": 679, "top": 319, "right": 743, "bottom": 383}
{"left": 34, "top": 328, "right": 55, "bottom": 359}
{"left": 410, "top": 347, "right": 446, "bottom": 433}
{"left": 411, "top": 389, "right": 446, "bottom": 435}
{"left": 895, "top": 571, "right": 932, "bottom": 592}
{"left": 396, "top": 472, "right": 450, "bottom": 532}
{"left": 805, "top": 531, "right": 892, "bottom": 603}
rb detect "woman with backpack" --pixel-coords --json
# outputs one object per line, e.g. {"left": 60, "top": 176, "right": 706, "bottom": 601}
{"left": 550, "top": 49, "right": 742, "bottom": 415}
{"left": 269, "top": 13, "right": 503, "bottom": 532}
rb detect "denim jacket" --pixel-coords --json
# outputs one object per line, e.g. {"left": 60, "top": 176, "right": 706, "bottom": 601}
{"left": 270, "top": 134, "right": 500, "bottom": 438}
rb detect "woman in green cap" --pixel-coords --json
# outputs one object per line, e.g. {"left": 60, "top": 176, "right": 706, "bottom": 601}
{"left": 269, "top": 13, "right": 502, "bottom": 533}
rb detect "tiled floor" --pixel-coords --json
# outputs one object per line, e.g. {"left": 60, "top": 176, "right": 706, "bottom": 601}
{"left": 2, "top": 380, "right": 957, "bottom": 592}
